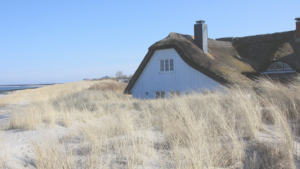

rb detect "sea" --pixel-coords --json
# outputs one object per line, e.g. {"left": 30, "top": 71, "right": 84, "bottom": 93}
{"left": 0, "top": 85, "right": 46, "bottom": 94}
{"left": 0, "top": 86, "right": 40, "bottom": 91}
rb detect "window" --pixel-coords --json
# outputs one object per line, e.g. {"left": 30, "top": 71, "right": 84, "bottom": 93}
{"left": 267, "top": 62, "right": 293, "bottom": 71}
{"left": 160, "top": 59, "right": 174, "bottom": 72}
{"left": 156, "top": 91, "right": 165, "bottom": 99}
{"left": 169, "top": 91, "right": 180, "bottom": 98}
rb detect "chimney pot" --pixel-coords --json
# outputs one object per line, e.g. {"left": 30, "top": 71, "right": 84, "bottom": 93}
{"left": 196, "top": 20, "right": 205, "bottom": 24}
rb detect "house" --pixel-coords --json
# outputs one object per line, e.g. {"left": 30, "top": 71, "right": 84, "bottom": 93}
{"left": 124, "top": 18, "right": 300, "bottom": 99}
{"left": 119, "top": 79, "right": 129, "bottom": 83}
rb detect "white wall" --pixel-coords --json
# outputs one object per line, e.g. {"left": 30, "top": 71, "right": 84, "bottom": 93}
{"left": 131, "top": 48, "right": 222, "bottom": 99}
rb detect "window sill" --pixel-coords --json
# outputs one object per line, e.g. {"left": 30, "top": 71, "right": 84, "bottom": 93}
{"left": 263, "top": 70, "right": 296, "bottom": 74}
{"left": 159, "top": 71, "right": 174, "bottom": 74}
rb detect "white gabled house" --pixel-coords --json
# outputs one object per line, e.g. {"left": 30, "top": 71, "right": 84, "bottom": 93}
{"left": 130, "top": 48, "right": 221, "bottom": 99}
{"left": 124, "top": 19, "right": 300, "bottom": 99}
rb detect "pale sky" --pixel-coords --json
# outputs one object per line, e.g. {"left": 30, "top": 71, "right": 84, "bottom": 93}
{"left": 0, "top": 0, "right": 299, "bottom": 85}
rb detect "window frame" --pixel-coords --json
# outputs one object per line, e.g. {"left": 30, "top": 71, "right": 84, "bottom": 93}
{"left": 267, "top": 62, "right": 294, "bottom": 72}
{"left": 159, "top": 58, "right": 174, "bottom": 72}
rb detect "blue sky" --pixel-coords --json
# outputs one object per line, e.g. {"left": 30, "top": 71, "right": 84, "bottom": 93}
{"left": 0, "top": 0, "right": 299, "bottom": 85}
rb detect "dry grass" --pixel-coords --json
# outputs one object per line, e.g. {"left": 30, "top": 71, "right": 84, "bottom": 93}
{"left": 1, "top": 77, "right": 300, "bottom": 168}
{"left": 0, "top": 145, "right": 3, "bottom": 169}
{"left": 244, "top": 141, "right": 293, "bottom": 169}
{"left": 0, "top": 132, "right": 6, "bottom": 169}
{"left": 88, "top": 80, "right": 127, "bottom": 93}
{"left": 33, "top": 138, "right": 74, "bottom": 169}
{"left": 0, "top": 81, "right": 97, "bottom": 106}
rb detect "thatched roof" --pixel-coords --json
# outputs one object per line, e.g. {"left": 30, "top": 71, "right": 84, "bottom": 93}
{"left": 217, "top": 31, "right": 299, "bottom": 71}
{"left": 124, "top": 30, "right": 299, "bottom": 94}
{"left": 124, "top": 33, "right": 256, "bottom": 94}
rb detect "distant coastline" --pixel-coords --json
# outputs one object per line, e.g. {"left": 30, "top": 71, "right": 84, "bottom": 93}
{"left": 0, "top": 83, "right": 57, "bottom": 87}
{"left": 0, "top": 83, "right": 57, "bottom": 94}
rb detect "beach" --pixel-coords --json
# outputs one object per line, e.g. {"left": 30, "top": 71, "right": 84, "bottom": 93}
{"left": 1, "top": 79, "right": 300, "bottom": 168}
{"left": 0, "top": 92, "right": 14, "bottom": 99}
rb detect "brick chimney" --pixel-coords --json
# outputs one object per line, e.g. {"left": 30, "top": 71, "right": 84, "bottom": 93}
{"left": 296, "top": 18, "right": 300, "bottom": 38}
{"left": 194, "top": 20, "right": 208, "bottom": 53}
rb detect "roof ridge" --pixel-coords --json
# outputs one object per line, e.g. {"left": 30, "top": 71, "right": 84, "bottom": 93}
{"left": 216, "top": 31, "right": 295, "bottom": 44}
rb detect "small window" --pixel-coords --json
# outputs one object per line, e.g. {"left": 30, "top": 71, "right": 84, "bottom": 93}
{"left": 160, "top": 59, "right": 173, "bottom": 72}
{"left": 267, "top": 62, "right": 293, "bottom": 72}
{"left": 169, "top": 91, "right": 180, "bottom": 98}
{"left": 156, "top": 91, "right": 165, "bottom": 99}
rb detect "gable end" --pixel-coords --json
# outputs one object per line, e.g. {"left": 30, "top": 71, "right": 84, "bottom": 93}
{"left": 124, "top": 45, "right": 229, "bottom": 94}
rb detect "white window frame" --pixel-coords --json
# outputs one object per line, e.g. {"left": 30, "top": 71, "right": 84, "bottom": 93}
{"left": 159, "top": 58, "right": 174, "bottom": 72}
{"left": 265, "top": 62, "right": 295, "bottom": 74}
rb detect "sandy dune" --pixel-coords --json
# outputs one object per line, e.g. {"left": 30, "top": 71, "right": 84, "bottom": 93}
{"left": 0, "top": 92, "right": 73, "bottom": 168}
{"left": 0, "top": 125, "right": 71, "bottom": 168}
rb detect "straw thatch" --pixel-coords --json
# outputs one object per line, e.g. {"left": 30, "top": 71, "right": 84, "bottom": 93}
{"left": 124, "top": 31, "right": 299, "bottom": 94}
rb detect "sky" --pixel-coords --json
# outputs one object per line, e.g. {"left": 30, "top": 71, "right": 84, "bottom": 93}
{"left": 0, "top": 0, "right": 299, "bottom": 85}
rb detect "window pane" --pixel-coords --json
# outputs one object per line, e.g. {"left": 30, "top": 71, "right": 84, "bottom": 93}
{"left": 170, "top": 59, "right": 174, "bottom": 71}
{"left": 267, "top": 63, "right": 275, "bottom": 71}
{"left": 284, "top": 63, "right": 292, "bottom": 70}
{"left": 170, "top": 91, "right": 175, "bottom": 98}
{"left": 156, "top": 92, "right": 160, "bottom": 99}
{"left": 160, "top": 60, "right": 164, "bottom": 71}
{"left": 165, "top": 60, "right": 169, "bottom": 71}
{"left": 161, "top": 92, "right": 165, "bottom": 98}
{"left": 275, "top": 62, "right": 283, "bottom": 70}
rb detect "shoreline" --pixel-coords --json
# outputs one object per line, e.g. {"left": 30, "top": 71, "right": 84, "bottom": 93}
{"left": 0, "top": 85, "right": 48, "bottom": 87}
{"left": 0, "top": 88, "right": 39, "bottom": 95}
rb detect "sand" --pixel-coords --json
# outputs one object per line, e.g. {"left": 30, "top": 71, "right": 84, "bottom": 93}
{"left": 0, "top": 125, "right": 72, "bottom": 168}
{"left": 0, "top": 92, "right": 73, "bottom": 168}
{"left": 0, "top": 108, "right": 72, "bottom": 168}
{"left": 0, "top": 94, "right": 11, "bottom": 100}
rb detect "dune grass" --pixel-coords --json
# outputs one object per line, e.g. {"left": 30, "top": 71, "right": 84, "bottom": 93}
{"left": 0, "top": 81, "right": 98, "bottom": 107}
{"left": 1, "top": 78, "right": 299, "bottom": 168}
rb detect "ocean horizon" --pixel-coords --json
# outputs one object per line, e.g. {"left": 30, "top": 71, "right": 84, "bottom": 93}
{"left": 0, "top": 86, "right": 41, "bottom": 92}
{"left": 0, "top": 84, "right": 55, "bottom": 94}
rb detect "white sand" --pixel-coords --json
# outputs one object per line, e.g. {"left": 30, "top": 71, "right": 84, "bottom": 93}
{"left": 0, "top": 95, "right": 73, "bottom": 169}
{"left": 0, "top": 125, "right": 72, "bottom": 168}
{"left": 0, "top": 94, "right": 11, "bottom": 99}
